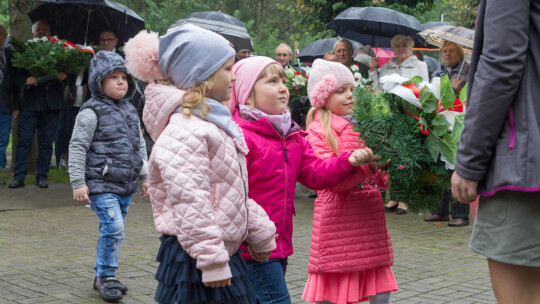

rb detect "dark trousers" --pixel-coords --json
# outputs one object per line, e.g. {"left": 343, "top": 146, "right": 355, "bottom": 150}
{"left": 14, "top": 109, "right": 59, "bottom": 181}
{"left": 55, "top": 107, "right": 79, "bottom": 159}
{"left": 432, "top": 188, "right": 470, "bottom": 220}
{"left": 0, "top": 110, "right": 12, "bottom": 168}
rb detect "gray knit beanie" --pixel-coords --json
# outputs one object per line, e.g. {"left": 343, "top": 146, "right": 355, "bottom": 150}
{"left": 158, "top": 23, "right": 235, "bottom": 89}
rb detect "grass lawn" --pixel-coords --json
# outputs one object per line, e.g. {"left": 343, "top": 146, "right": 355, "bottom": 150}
{"left": 2, "top": 133, "right": 70, "bottom": 184}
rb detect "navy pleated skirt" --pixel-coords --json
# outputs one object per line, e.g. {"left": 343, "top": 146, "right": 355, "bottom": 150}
{"left": 154, "top": 234, "right": 254, "bottom": 304}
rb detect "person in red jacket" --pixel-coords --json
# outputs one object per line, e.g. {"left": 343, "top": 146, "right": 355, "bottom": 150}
{"left": 303, "top": 59, "right": 397, "bottom": 304}
{"left": 226, "top": 56, "right": 373, "bottom": 304}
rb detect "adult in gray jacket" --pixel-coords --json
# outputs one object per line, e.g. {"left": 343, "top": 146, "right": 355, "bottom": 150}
{"left": 425, "top": 41, "right": 471, "bottom": 226}
{"left": 431, "top": 41, "right": 469, "bottom": 95}
{"left": 451, "top": 0, "right": 540, "bottom": 302}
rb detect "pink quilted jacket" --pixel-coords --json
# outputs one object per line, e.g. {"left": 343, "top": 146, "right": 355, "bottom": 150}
{"left": 143, "top": 83, "right": 277, "bottom": 283}
{"left": 306, "top": 110, "right": 394, "bottom": 273}
{"left": 232, "top": 110, "right": 358, "bottom": 261}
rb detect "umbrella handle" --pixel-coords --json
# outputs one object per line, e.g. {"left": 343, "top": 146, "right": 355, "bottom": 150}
{"left": 456, "top": 60, "right": 465, "bottom": 81}
{"left": 84, "top": 9, "right": 92, "bottom": 46}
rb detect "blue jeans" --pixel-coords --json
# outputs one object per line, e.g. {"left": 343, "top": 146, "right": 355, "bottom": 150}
{"left": 90, "top": 193, "right": 132, "bottom": 278}
{"left": 0, "top": 110, "right": 12, "bottom": 168}
{"left": 245, "top": 258, "right": 291, "bottom": 304}
{"left": 13, "top": 109, "right": 59, "bottom": 181}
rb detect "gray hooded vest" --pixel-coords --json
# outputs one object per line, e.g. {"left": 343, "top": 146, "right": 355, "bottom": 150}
{"left": 81, "top": 51, "right": 142, "bottom": 195}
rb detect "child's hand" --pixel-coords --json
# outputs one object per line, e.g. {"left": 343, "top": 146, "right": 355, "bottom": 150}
{"left": 247, "top": 244, "right": 272, "bottom": 262}
{"left": 140, "top": 182, "right": 149, "bottom": 200}
{"left": 348, "top": 148, "right": 375, "bottom": 167}
{"left": 73, "top": 185, "right": 90, "bottom": 203}
{"left": 247, "top": 234, "right": 278, "bottom": 263}
{"left": 204, "top": 278, "right": 231, "bottom": 288}
{"left": 369, "top": 158, "right": 391, "bottom": 171}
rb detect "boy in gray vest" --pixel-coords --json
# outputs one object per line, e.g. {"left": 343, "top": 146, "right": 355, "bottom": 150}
{"left": 68, "top": 50, "right": 149, "bottom": 302}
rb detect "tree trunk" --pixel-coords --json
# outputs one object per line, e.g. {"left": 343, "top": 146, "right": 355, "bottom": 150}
{"left": 8, "top": 0, "right": 31, "bottom": 41}
{"left": 8, "top": 0, "right": 37, "bottom": 175}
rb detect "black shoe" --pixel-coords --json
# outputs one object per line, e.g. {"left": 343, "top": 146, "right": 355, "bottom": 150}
{"left": 94, "top": 277, "right": 127, "bottom": 294}
{"left": 8, "top": 179, "right": 25, "bottom": 188}
{"left": 93, "top": 277, "right": 124, "bottom": 302}
{"left": 395, "top": 208, "right": 408, "bottom": 215}
{"left": 0, "top": 180, "right": 5, "bottom": 185}
{"left": 308, "top": 191, "right": 318, "bottom": 198}
{"left": 36, "top": 179, "right": 48, "bottom": 188}
{"left": 384, "top": 204, "right": 398, "bottom": 212}
{"left": 448, "top": 219, "right": 469, "bottom": 227}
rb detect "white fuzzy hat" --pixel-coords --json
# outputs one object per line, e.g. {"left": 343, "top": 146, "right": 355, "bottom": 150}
{"left": 307, "top": 59, "right": 356, "bottom": 107}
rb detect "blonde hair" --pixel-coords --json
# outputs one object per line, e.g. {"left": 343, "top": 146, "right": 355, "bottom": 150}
{"left": 179, "top": 76, "right": 215, "bottom": 116}
{"left": 441, "top": 41, "right": 465, "bottom": 62}
{"left": 246, "top": 63, "right": 287, "bottom": 107}
{"left": 390, "top": 35, "right": 414, "bottom": 50}
{"left": 305, "top": 107, "right": 340, "bottom": 155}
{"left": 323, "top": 51, "right": 335, "bottom": 60}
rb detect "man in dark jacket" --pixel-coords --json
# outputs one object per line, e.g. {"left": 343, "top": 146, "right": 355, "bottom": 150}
{"left": 9, "top": 20, "right": 67, "bottom": 189}
{"left": 98, "top": 30, "right": 124, "bottom": 58}
{"left": 0, "top": 24, "right": 13, "bottom": 185}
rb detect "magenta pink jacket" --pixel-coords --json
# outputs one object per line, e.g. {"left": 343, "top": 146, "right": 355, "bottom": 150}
{"left": 143, "top": 84, "right": 277, "bottom": 283}
{"left": 306, "top": 110, "right": 393, "bottom": 273}
{"left": 232, "top": 109, "right": 357, "bottom": 261}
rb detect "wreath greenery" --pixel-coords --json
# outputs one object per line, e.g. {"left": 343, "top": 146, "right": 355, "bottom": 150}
{"left": 353, "top": 75, "right": 467, "bottom": 212}
{"left": 10, "top": 37, "right": 94, "bottom": 84}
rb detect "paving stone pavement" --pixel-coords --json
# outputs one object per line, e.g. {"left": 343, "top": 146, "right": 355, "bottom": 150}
{"left": 0, "top": 184, "right": 496, "bottom": 303}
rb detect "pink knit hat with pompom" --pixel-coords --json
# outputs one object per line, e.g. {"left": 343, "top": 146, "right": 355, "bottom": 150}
{"left": 124, "top": 30, "right": 162, "bottom": 82}
{"left": 307, "top": 59, "right": 356, "bottom": 108}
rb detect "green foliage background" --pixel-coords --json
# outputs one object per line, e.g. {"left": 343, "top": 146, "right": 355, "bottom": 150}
{"left": 2, "top": 0, "right": 479, "bottom": 57}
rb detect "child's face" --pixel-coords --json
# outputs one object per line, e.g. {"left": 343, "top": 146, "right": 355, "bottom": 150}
{"left": 252, "top": 71, "right": 289, "bottom": 115}
{"left": 101, "top": 70, "right": 128, "bottom": 100}
{"left": 208, "top": 56, "right": 236, "bottom": 102}
{"left": 325, "top": 84, "right": 356, "bottom": 116}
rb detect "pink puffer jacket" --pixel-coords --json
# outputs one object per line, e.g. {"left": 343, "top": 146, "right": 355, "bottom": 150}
{"left": 143, "top": 83, "right": 277, "bottom": 283}
{"left": 232, "top": 110, "right": 358, "bottom": 261}
{"left": 306, "top": 110, "right": 393, "bottom": 273}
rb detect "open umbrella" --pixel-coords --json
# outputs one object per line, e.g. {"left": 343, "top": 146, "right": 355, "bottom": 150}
{"left": 169, "top": 11, "right": 253, "bottom": 52}
{"left": 421, "top": 21, "right": 454, "bottom": 30}
{"left": 27, "top": 0, "right": 145, "bottom": 47}
{"left": 373, "top": 48, "right": 394, "bottom": 67}
{"left": 327, "top": 7, "right": 425, "bottom": 48}
{"left": 419, "top": 25, "right": 475, "bottom": 56}
{"left": 297, "top": 38, "right": 363, "bottom": 63}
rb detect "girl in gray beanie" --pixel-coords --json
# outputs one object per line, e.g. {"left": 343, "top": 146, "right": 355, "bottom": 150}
{"left": 124, "top": 24, "right": 278, "bottom": 304}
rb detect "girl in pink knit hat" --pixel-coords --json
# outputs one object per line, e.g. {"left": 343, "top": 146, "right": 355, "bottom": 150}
{"left": 226, "top": 56, "right": 377, "bottom": 304}
{"left": 302, "top": 59, "right": 397, "bottom": 304}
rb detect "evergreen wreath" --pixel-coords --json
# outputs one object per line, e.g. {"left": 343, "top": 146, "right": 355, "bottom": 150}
{"left": 11, "top": 37, "right": 94, "bottom": 84}
{"left": 353, "top": 75, "right": 467, "bottom": 212}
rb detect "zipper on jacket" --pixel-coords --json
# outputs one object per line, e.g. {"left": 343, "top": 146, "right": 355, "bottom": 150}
{"left": 281, "top": 139, "right": 288, "bottom": 257}
{"left": 508, "top": 107, "right": 515, "bottom": 150}
{"left": 118, "top": 102, "right": 136, "bottom": 182}
{"left": 236, "top": 154, "right": 249, "bottom": 241}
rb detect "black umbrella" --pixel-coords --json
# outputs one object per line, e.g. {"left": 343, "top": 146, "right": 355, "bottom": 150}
{"left": 326, "top": 7, "right": 425, "bottom": 48}
{"left": 169, "top": 11, "right": 253, "bottom": 52}
{"left": 27, "top": 0, "right": 145, "bottom": 47}
{"left": 297, "top": 38, "right": 363, "bottom": 63}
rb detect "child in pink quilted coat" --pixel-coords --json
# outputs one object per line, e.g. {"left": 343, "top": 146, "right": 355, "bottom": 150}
{"left": 124, "top": 25, "right": 277, "bottom": 304}
{"left": 225, "top": 56, "right": 377, "bottom": 304}
{"left": 302, "top": 59, "right": 398, "bottom": 304}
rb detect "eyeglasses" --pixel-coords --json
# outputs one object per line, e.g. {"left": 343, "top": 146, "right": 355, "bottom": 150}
{"left": 275, "top": 53, "right": 290, "bottom": 57}
{"left": 99, "top": 38, "right": 117, "bottom": 43}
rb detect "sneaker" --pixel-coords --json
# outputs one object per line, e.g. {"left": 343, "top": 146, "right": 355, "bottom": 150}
{"left": 94, "top": 276, "right": 127, "bottom": 294}
{"left": 93, "top": 277, "right": 124, "bottom": 302}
